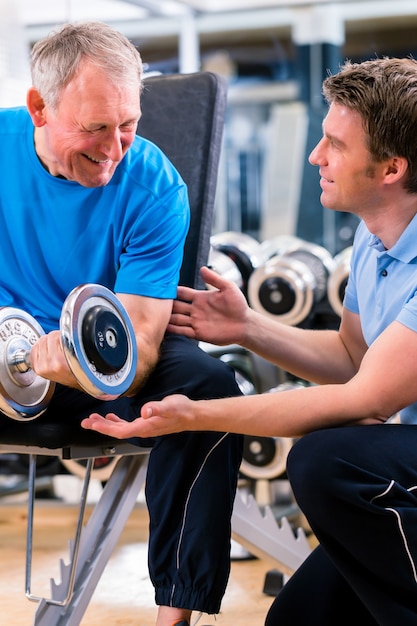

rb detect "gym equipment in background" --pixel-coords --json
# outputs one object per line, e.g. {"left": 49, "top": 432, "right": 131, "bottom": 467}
{"left": 248, "top": 237, "right": 335, "bottom": 326}
{"left": 327, "top": 246, "right": 352, "bottom": 318}
{"left": 210, "top": 230, "right": 267, "bottom": 296}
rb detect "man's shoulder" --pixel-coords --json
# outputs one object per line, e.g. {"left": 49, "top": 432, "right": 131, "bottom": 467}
{"left": 123, "top": 134, "right": 185, "bottom": 189}
{"left": 129, "top": 134, "right": 172, "bottom": 166}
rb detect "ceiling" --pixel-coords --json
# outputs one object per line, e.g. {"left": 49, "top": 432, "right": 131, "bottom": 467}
{"left": 12, "top": 0, "right": 353, "bottom": 28}
{"left": 0, "top": 0, "right": 417, "bottom": 47}
{"left": 2, "top": 0, "right": 417, "bottom": 107}
{"left": 10, "top": 0, "right": 314, "bottom": 33}
{"left": 12, "top": 0, "right": 417, "bottom": 40}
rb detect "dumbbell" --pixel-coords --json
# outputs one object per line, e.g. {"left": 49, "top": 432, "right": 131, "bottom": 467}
{"left": 262, "top": 237, "right": 335, "bottom": 300}
{"left": 247, "top": 239, "right": 335, "bottom": 326}
{"left": 0, "top": 284, "right": 138, "bottom": 421}
{"left": 327, "top": 246, "right": 352, "bottom": 317}
{"left": 210, "top": 231, "right": 267, "bottom": 295}
{"left": 239, "top": 381, "right": 305, "bottom": 481}
{"left": 207, "top": 247, "right": 244, "bottom": 291}
{"left": 260, "top": 234, "right": 305, "bottom": 260}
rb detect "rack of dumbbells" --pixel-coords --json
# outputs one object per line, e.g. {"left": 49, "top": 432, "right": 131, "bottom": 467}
{"left": 206, "top": 231, "right": 351, "bottom": 591}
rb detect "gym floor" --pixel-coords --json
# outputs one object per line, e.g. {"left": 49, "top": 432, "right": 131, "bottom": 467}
{"left": 0, "top": 475, "right": 315, "bottom": 626}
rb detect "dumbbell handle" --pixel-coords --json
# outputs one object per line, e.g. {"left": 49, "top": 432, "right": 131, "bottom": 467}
{"left": 9, "top": 308, "right": 126, "bottom": 378}
{"left": 10, "top": 348, "right": 32, "bottom": 374}
{"left": 9, "top": 320, "right": 126, "bottom": 378}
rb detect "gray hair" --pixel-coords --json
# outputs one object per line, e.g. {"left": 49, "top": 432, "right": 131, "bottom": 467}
{"left": 30, "top": 21, "right": 143, "bottom": 109}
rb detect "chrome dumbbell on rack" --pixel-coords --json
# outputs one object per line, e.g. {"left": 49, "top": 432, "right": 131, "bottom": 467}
{"left": 210, "top": 231, "right": 267, "bottom": 296}
{"left": 327, "top": 246, "right": 352, "bottom": 318}
{"left": 239, "top": 381, "right": 307, "bottom": 482}
{"left": 247, "top": 237, "right": 335, "bottom": 326}
{"left": 207, "top": 247, "right": 244, "bottom": 291}
{"left": 259, "top": 234, "right": 305, "bottom": 261}
{"left": 0, "top": 284, "right": 137, "bottom": 421}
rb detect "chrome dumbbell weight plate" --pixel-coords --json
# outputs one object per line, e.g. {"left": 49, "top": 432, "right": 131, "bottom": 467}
{"left": 260, "top": 235, "right": 305, "bottom": 261}
{"left": 210, "top": 231, "right": 267, "bottom": 293}
{"left": 60, "top": 284, "right": 137, "bottom": 400}
{"left": 207, "top": 247, "right": 244, "bottom": 291}
{"left": 239, "top": 382, "right": 305, "bottom": 481}
{"left": 327, "top": 246, "right": 352, "bottom": 317}
{"left": 0, "top": 308, "right": 55, "bottom": 421}
{"left": 248, "top": 240, "right": 336, "bottom": 326}
{"left": 248, "top": 256, "right": 317, "bottom": 326}
{"left": 260, "top": 237, "right": 336, "bottom": 301}
{"left": 284, "top": 241, "right": 335, "bottom": 302}
{"left": 240, "top": 435, "right": 293, "bottom": 481}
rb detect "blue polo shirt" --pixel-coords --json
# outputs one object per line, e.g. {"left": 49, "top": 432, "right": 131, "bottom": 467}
{"left": 344, "top": 216, "right": 417, "bottom": 424}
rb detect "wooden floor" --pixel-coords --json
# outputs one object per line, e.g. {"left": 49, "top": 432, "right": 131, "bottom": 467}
{"left": 0, "top": 475, "right": 289, "bottom": 626}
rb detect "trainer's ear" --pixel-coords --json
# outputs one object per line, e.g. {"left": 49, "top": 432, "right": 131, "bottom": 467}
{"left": 26, "top": 87, "right": 47, "bottom": 127}
{"left": 384, "top": 156, "right": 408, "bottom": 184}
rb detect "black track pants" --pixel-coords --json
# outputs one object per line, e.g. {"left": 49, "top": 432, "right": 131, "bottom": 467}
{"left": 266, "top": 424, "right": 417, "bottom": 626}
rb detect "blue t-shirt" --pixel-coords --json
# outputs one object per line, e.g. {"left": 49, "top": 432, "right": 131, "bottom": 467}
{"left": 344, "top": 216, "right": 417, "bottom": 424}
{"left": 0, "top": 107, "right": 190, "bottom": 332}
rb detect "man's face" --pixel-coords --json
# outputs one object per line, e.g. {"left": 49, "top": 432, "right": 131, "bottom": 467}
{"left": 308, "top": 102, "right": 384, "bottom": 216}
{"left": 34, "top": 62, "right": 141, "bottom": 187}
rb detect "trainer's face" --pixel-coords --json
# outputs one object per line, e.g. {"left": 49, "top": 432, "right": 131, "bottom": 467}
{"left": 31, "top": 61, "right": 141, "bottom": 187}
{"left": 308, "top": 103, "right": 385, "bottom": 216}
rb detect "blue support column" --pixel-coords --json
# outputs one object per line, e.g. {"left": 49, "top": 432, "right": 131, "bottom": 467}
{"left": 292, "top": 5, "right": 344, "bottom": 109}
{"left": 293, "top": 6, "right": 358, "bottom": 254}
{"left": 295, "top": 41, "right": 341, "bottom": 110}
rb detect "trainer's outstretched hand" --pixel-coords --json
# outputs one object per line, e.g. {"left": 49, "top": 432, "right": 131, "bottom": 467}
{"left": 167, "top": 266, "right": 248, "bottom": 346}
{"left": 81, "top": 394, "right": 195, "bottom": 439}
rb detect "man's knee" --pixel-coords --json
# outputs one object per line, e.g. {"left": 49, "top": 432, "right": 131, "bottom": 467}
{"left": 286, "top": 429, "right": 347, "bottom": 512}
{"left": 194, "top": 352, "right": 242, "bottom": 398}
{"left": 287, "top": 430, "right": 331, "bottom": 481}
{"left": 168, "top": 337, "right": 242, "bottom": 399}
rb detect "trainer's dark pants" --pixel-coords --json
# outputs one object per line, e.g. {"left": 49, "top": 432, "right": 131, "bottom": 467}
{"left": 266, "top": 424, "right": 417, "bottom": 626}
{"left": 0, "top": 334, "right": 243, "bottom": 614}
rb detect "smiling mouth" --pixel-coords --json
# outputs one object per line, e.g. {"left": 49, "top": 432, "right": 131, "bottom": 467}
{"left": 84, "top": 154, "right": 110, "bottom": 164}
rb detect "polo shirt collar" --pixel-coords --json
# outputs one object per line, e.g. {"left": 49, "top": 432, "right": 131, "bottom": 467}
{"left": 367, "top": 212, "right": 417, "bottom": 263}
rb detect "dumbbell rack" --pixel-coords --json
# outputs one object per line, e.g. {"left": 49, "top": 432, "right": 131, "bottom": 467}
{"left": 12, "top": 443, "right": 311, "bottom": 626}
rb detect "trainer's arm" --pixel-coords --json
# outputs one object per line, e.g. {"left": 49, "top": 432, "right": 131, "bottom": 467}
{"left": 81, "top": 319, "right": 417, "bottom": 439}
{"left": 169, "top": 266, "right": 367, "bottom": 385}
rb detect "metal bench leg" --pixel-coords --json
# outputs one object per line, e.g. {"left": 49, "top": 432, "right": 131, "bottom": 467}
{"left": 26, "top": 454, "right": 94, "bottom": 606}
{"left": 30, "top": 454, "right": 149, "bottom": 626}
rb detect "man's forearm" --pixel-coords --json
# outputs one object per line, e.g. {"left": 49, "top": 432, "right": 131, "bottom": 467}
{"left": 241, "top": 310, "right": 356, "bottom": 385}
